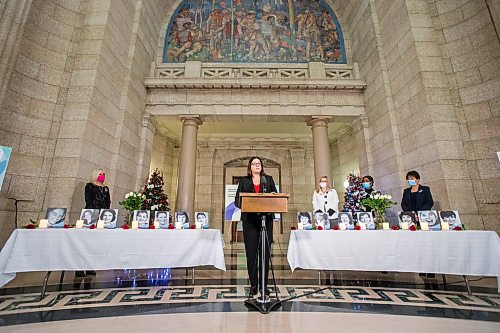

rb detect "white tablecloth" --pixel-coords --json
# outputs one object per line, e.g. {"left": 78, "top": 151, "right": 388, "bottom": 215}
{"left": 0, "top": 229, "right": 226, "bottom": 287}
{"left": 288, "top": 230, "right": 500, "bottom": 278}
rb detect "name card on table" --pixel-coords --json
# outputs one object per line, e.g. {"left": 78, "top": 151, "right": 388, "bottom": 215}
{"left": 175, "top": 222, "right": 182, "bottom": 230}
{"left": 441, "top": 221, "right": 450, "bottom": 230}
{"left": 154, "top": 221, "right": 160, "bottom": 229}
{"left": 297, "top": 222, "right": 304, "bottom": 230}
{"left": 195, "top": 222, "right": 202, "bottom": 229}
{"left": 339, "top": 223, "right": 346, "bottom": 230}
{"left": 38, "top": 219, "right": 48, "bottom": 229}
{"left": 96, "top": 220, "right": 105, "bottom": 229}
{"left": 131, "top": 221, "right": 138, "bottom": 229}
{"left": 75, "top": 220, "right": 84, "bottom": 228}
{"left": 382, "top": 222, "right": 390, "bottom": 230}
{"left": 420, "top": 222, "right": 429, "bottom": 231}
{"left": 400, "top": 222, "right": 409, "bottom": 230}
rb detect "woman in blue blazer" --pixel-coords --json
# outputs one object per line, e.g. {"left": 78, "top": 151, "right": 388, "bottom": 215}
{"left": 401, "top": 170, "right": 434, "bottom": 212}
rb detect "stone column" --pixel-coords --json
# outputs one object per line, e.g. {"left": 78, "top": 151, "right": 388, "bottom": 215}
{"left": 0, "top": 0, "right": 33, "bottom": 107}
{"left": 308, "top": 117, "right": 332, "bottom": 185}
{"left": 175, "top": 116, "right": 202, "bottom": 221}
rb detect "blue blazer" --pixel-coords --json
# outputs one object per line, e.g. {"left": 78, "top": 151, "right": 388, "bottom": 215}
{"left": 401, "top": 185, "right": 434, "bottom": 212}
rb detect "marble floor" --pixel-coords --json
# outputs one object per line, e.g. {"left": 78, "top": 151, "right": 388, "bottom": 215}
{"left": 0, "top": 243, "right": 498, "bottom": 332}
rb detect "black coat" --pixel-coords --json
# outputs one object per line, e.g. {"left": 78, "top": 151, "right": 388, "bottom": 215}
{"left": 401, "top": 185, "right": 434, "bottom": 212}
{"left": 85, "top": 183, "right": 111, "bottom": 209}
{"left": 234, "top": 175, "right": 277, "bottom": 223}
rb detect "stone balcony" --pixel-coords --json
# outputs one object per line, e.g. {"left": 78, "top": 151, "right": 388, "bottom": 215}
{"left": 145, "top": 61, "right": 366, "bottom": 91}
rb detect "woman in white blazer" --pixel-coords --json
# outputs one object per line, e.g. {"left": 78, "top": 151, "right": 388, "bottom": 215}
{"left": 312, "top": 175, "right": 339, "bottom": 224}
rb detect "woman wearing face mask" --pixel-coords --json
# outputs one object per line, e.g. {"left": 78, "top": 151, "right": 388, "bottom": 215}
{"left": 359, "top": 175, "right": 377, "bottom": 212}
{"left": 312, "top": 176, "right": 339, "bottom": 225}
{"left": 77, "top": 169, "right": 111, "bottom": 278}
{"left": 401, "top": 170, "right": 433, "bottom": 212}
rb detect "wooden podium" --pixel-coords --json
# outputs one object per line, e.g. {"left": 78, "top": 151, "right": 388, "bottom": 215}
{"left": 239, "top": 193, "right": 290, "bottom": 214}
{"left": 240, "top": 192, "right": 289, "bottom": 314}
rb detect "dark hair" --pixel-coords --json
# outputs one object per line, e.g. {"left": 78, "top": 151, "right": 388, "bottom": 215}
{"left": 136, "top": 210, "right": 148, "bottom": 216}
{"left": 359, "top": 212, "right": 371, "bottom": 220}
{"left": 362, "top": 175, "right": 374, "bottom": 183}
{"left": 156, "top": 211, "right": 168, "bottom": 217}
{"left": 176, "top": 211, "right": 189, "bottom": 222}
{"left": 406, "top": 170, "right": 420, "bottom": 180}
{"left": 82, "top": 209, "right": 93, "bottom": 217}
{"left": 439, "top": 211, "right": 456, "bottom": 219}
{"left": 339, "top": 212, "right": 353, "bottom": 224}
{"left": 196, "top": 212, "right": 206, "bottom": 219}
{"left": 100, "top": 209, "right": 116, "bottom": 220}
{"left": 297, "top": 212, "right": 311, "bottom": 223}
{"left": 246, "top": 156, "right": 266, "bottom": 177}
{"left": 399, "top": 211, "right": 416, "bottom": 221}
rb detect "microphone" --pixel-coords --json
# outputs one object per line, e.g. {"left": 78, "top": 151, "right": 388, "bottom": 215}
{"left": 260, "top": 175, "right": 267, "bottom": 193}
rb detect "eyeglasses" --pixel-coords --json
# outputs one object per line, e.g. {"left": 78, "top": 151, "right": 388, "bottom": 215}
{"left": 251, "top": 163, "right": 261, "bottom": 166}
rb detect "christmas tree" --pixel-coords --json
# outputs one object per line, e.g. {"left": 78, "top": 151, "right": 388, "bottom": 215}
{"left": 142, "top": 169, "right": 170, "bottom": 223}
{"left": 342, "top": 172, "right": 363, "bottom": 218}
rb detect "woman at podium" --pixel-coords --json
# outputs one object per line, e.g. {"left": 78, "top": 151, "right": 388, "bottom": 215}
{"left": 235, "top": 157, "right": 277, "bottom": 298}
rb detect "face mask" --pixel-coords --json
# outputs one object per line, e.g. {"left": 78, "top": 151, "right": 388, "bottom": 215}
{"left": 97, "top": 174, "right": 105, "bottom": 183}
{"left": 407, "top": 179, "right": 416, "bottom": 186}
{"left": 362, "top": 182, "right": 371, "bottom": 190}
{"left": 319, "top": 182, "right": 327, "bottom": 188}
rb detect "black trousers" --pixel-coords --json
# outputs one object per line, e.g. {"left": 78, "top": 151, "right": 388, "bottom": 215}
{"left": 243, "top": 216, "right": 273, "bottom": 289}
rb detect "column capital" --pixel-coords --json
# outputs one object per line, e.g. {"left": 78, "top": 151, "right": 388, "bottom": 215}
{"left": 179, "top": 115, "right": 203, "bottom": 127}
{"left": 142, "top": 113, "right": 158, "bottom": 131}
{"left": 307, "top": 116, "right": 332, "bottom": 128}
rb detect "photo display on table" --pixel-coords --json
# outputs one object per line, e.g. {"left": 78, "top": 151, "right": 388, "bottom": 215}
{"left": 175, "top": 211, "right": 190, "bottom": 229}
{"left": 418, "top": 210, "right": 440, "bottom": 231}
{"left": 195, "top": 212, "right": 209, "bottom": 229}
{"left": 439, "top": 210, "right": 462, "bottom": 229}
{"left": 297, "top": 212, "right": 313, "bottom": 230}
{"left": 398, "top": 211, "right": 417, "bottom": 229}
{"left": 338, "top": 212, "right": 354, "bottom": 230}
{"left": 99, "top": 209, "right": 118, "bottom": 229}
{"left": 314, "top": 212, "right": 330, "bottom": 230}
{"left": 356, "top": 211, "right": 376, "bottom": 230}
{"left": 79, "top": 209, "right": 99, "bottom": 228}
{"left": 45, "top": 208, "right": 67, "bottom": 228}
{"left": 133, "top": 210, "right": 151, "bottom": 229}
{"left": 155, "top": 211, "right": 170, "bottom": 229}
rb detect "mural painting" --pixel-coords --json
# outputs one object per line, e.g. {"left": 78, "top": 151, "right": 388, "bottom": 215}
{"left": 163, "top": 0, "right": 346, "bottom": 63}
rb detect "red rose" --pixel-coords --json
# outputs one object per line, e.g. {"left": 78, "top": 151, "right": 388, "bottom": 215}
{"left": 409, "top": 225, "right": 416, "bottom": 231}
{"left": 168, "top": 224, "right": 174, "bottom": 229}
{"left": 454, "top": 226, "right": 462, "bottom": 231}
{"left": 64, "top": 224, "right": 70, "bottom": 229}
{"left": 333, "top": 225, "right": 339, "bottom": 230}
{"left": 122, "top": 224, "right": 129, "bottom": 230}
{"left": 391, "top": 225, "right": 399, "bottom": 230}
{"left": 317, "top": 226, "right": 323, "bottom": 230}
{"left": 291, "top": 226, "right": 297, "bottom": 230}
{"left": 355, "top": 226, "right": 361, "bottom": 230}
{"left": 149, "top": 224, "right": 156, "bottom": 229}
{"left": 25, "top": 224, "right": 36, "bottom": 229}
{"left": 89, "top": 225, "right": 96, "bottom": 229}
{"left": 189, "top": 225, "right": 196, "bottom": 229}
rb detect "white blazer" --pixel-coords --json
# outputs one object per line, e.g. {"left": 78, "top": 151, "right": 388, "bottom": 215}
{"left": 312, "top": 189, "right": 339, "bottom": 219}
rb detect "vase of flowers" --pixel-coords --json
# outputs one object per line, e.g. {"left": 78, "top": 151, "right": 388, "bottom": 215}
{"left": 119, "top": 191, "right": 145, "bottom": 225}
{"left": 361, "top": 193, "right": 397, "bottom": 229}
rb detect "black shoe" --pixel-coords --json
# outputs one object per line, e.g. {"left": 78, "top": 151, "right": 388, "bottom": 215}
{"left": 265, "top": 288, "right": 272, "bottom": 296}
{"left": 248, "top": 286, "right": 258, "bottom": 298}
{"left": 86, "top": 270, "right": 96, "bottom": 276}
{"left": 75, "top": 271, "right": 85, "bottom": 278}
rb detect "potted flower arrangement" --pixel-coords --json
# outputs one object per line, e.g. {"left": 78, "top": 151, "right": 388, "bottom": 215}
{"left": 361, "top": 193, "right": 397, "bottom": 229}
{"left": 119, "top": 192, "right": 145, "bottom": 225}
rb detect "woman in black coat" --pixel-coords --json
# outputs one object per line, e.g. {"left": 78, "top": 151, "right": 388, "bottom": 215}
{"left": 235, "top": 157, "right": 277, "bottom": 298}
{"left": 401, "top": 170, "right": 434, "bottom": 212}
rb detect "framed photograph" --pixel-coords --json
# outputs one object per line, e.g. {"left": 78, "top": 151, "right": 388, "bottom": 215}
{"left": 314, "top": 212, "right": 330, "bottom": 230}
{"left": 418, "top": 210, "right": 440, "bottom": 231}
{"left": 155, "top": 211, "right": 170, "bottom": 229}
{"left": 356, "top": 212, "right": 375, "bottom": 230}
{"left": 297, "top": 212, "right": 313, "bottom": 230}
{"left": 439, "top": 210, "right": 462, "bottom": 229}
{"left": 195, "top": 212, "right": 209, "bottom": 229}
{"left": 45, "top": 208, "right": 66, "bottom": 228}
{"left": 133, "top": 210, "right": 150, "bottom": 229}
{"left": 99, "top": 209, "right": 118, "bottom": 229}
{"left": 79, "top": 209, "right": 99, "bottom": 228}
{"left": 398, "top": 211, "right": 417, "bottom": 228}
{"left": 338, "top": 212, "right": 354, "bottom": 230}
{"left": 175, "top": 211, "right": 189, "bottom": 229}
